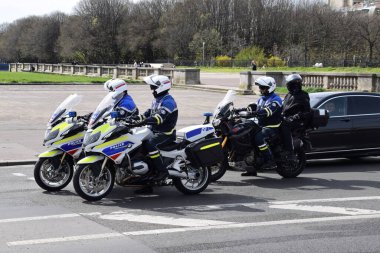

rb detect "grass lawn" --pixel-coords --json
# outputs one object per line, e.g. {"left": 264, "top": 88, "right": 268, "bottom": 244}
{"left": 0, "top": 72, "right": 138, "bottom": 84}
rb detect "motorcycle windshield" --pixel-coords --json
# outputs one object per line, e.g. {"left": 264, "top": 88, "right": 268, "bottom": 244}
{"left": 213, "top": 90, "right": 236, "bottom": 119}
{"left": 88, "top": 92, "right": 116, "bottom": 129}
{"left": 48, "top": 94, "right": 82, "bottom": 126}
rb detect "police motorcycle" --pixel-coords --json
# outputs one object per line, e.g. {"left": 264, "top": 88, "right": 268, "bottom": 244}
{"left": 34, "top": 94, "right": 88, "bottom": 191}
{"left": 73, "top": 91, "right": 223, "bottom": 201}
{"left": 205, "top": 90, "right": 329, "bottom": 179}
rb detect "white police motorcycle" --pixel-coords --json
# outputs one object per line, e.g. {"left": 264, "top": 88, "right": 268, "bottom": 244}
{"left": 34, "top": 94, "right": 87, "bottom": 191}
{"left": 73, "top": 92, "right": 223, "bottom": 201}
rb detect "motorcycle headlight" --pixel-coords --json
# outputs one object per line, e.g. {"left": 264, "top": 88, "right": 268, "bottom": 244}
{"left": 44, "top": 129, "right": 59, "bottom": 142}
{"left": 83, "top": 131, "right": 101, "bottom": 146}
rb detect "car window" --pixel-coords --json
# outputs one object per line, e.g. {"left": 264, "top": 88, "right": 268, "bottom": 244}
{"left": 348, "top": 96, "right": 380, "bottom": 115}
{"left": 318, "top": 97, "right": 347, "bottom": 117}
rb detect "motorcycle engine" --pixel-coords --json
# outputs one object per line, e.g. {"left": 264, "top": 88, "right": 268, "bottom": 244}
{"left": 131, "top": 161, "right": 149, "bottom": 175}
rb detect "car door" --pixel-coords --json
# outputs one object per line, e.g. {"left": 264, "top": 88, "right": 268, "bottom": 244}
{"left": 347, "top": 95, "right": 380, "bottom": 150}
{"left": 309, "top": 96, "right": 353, "bottom": 152}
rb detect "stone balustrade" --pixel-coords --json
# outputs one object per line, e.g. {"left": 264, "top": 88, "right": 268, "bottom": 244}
{"left": 240, "top": 71, "right": 380, "bottom": 93}
{"left": 9, "top": 63, "right": 200, "bottom": 85}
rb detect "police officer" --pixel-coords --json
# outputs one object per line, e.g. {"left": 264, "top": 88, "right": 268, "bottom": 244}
{"left": 281, "top": 74, "right": 311, "bottom": 159}
{"left": 236, "top": 76, "right": 283, "bottom": 176}
{"left": 83, "top": 79, "right": 138, "bottom": 122}
{"left": 104, "top": 79, "right": 139, "bottom": 118}
{"left": 134, "top": 75, "right": 178, "bottom": 191}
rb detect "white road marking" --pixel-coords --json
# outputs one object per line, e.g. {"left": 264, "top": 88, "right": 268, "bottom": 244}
{"left": 0, "top": 214, "right": 79, "bottom": 223}
{"left": 270, "top": 196, "right": 380, "bottom": 205}
{"left": 27, "top": 177, "right": 35, "bottom": 181}
{"left": 123, "top": 213, "right": 380, "bottom": 236}
{"left": 12, "top": 173, "right": 26, "bottom": 177}
{"left": 98, "top": 211, "right": 233, "bottom": 227}
{"left": 8, "top": 213, "right": 380, "bottom": 246}
{"left": 153, "top": 202, "right": 256, "bottom": 211}
{"left": 7, "top": 233, "right": 123, "bottom": 246}
{"left": 269, "top": 204, "right": 380, "bottom": 215}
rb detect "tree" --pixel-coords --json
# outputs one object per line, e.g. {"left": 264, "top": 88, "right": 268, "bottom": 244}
{"left": 73, "top": 0, "right": 127, "bottom": 63}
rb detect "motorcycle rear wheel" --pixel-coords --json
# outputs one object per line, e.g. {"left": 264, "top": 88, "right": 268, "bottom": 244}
{"left": 73, "top": 162, "right": 115, "bottom": 201}
{"left": 209, "top": 154, "right": 229, "bottom": 182}
{"left": 276, "top": 149, "right": 306, "bottom": 178}
{"left": 173, "top": 165, "right": 210, "bottom": 194}
{"left": 34, "top": 157, "right": 73, "bottom": 191}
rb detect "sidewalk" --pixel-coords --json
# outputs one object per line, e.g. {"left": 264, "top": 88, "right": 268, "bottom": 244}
{"left": 0, "top": 75, "right": 256, "bottom": 166}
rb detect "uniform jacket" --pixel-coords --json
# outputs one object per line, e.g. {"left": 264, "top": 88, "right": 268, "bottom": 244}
{"left": 115, "top": 94, "right": 138, "bottom": 118}
{"left": 256, "top": 92, "right": 283, "bottom": 128}
{"left": 143, "top": 94, "right": 178, "bottom": 134}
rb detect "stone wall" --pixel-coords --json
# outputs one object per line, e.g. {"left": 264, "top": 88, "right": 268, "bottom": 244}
{"left": 9, "top": 63, "right": 200, "bottom": 85}
{"left": 240, "top": 71, "right": 380, "bottom": 93}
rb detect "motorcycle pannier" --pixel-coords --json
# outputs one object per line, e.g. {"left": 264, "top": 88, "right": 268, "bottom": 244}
{"left": 310, "top": 108, "right": 329, "bottom": 128}
{"left": 186, "top": 137, "right": 224, "bottom": 167}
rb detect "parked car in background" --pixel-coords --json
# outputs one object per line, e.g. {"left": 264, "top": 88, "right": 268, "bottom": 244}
{"left": 307, "top": 92, "right": 380, "bottom": 159}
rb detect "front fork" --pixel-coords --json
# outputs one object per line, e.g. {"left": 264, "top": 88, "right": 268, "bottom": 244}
{"left": 96, "top": 157, "right": 109, "bottom": 180}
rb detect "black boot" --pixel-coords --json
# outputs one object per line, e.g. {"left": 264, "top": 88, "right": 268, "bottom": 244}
{"left": 241, "top": 171, "right": 257, "bottom": 176}
{"left": 149, "top": 152, "right": 168, "bottom": 181}
{"left": 241, "top": 166, "right": 257, "bottom": 176}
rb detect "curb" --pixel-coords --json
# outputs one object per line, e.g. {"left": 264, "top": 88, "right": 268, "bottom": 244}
{"left": 0, "top": 160, "right": 36, "bottom": 167}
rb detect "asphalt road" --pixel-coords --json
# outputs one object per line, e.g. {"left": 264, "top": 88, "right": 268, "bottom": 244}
{"left": 1, "top": 158, "right": 380, "bottom": 252}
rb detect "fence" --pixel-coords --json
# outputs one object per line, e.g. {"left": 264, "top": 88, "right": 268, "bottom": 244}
{"left": 9, "top": 63, "right": 200, "bottom": 85}
{"left": 240, "top": 71, "right": 380, "bottom": 93}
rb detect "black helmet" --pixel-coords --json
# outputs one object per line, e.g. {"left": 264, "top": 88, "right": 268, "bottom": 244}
{"left": 285, "top": 74, "right": 302, "bottom": 93}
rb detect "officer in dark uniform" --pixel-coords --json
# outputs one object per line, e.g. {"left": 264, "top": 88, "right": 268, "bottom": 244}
{"left": 281, "top": 74, "right": 311, "bottom": 159}
{"left": 134, "top": 75, "right": 178, "bottom": 193}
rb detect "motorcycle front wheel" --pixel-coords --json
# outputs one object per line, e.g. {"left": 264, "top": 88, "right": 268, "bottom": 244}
{"left": 275, "top": 149, "right": 306, "bottom": 178}
{"left": 34, "top": 156, "right": 73, "bottom": 191}
{"left": 173, "top": 165, "right": 210, "bottom": 194}
{"left": 73, "top": 162, "right": 115, "bottom": 201}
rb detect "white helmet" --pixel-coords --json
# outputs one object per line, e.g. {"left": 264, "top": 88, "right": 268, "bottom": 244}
{"left": 143, "top": 74, "right": 171, "bottom": 97}
{"left": 104, "top": 79, "right": 128, "bottom": 97}
{"left": 254, "top": 76, "right": 276, "bottom": 93}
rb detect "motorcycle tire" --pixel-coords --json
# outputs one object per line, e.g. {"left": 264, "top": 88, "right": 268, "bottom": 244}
{"left": 275, "top": 149, "right": 306, "bottom": 178}
{"left": 209, "top": 154, "right": 229, "bottom": 182}
{"left": 73, "top": 162, "right": 115, "bottom": 201}
{"left": 34, "top": 157, "right": 73, "bottom": 191}
{"left": 173, "top": 165, "right": 210, "bottom": 194}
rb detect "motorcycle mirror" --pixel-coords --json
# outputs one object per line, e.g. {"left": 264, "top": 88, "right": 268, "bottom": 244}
{"left": 203, "top": 112, "right": 213, "bottom": 117}
{"left": 68, "top": 111, "right": 77, "bottom": 117}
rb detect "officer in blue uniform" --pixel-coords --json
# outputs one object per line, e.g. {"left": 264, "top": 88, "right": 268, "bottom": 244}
{"left": 104, "top": 79, "right": 139, "bottom": 118}
{"left": 136, "top": 75, "right": 178, "bottom": 186}
{"left": 235, "top": 76, "right": 282, "bottom": 176}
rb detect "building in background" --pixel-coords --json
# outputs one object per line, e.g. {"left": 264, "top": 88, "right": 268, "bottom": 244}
{"left": 328, "top": 0, "right": 380, "bottom": 13}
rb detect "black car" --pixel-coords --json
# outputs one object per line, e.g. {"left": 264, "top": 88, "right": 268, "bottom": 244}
{"left": 307, "top": 92, "right": 380, "bottom": 159}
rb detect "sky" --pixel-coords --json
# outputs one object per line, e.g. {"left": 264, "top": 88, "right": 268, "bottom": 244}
{"left": 0, "top": 0, "right": 82, "bottom": 24}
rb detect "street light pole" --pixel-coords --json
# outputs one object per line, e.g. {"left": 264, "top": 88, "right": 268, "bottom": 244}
{"left": 202, "top": 41, "right": 205, "bottom": 66}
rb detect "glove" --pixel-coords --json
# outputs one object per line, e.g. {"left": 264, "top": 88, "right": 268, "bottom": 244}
{"left": 234, "top": 108, "right": 246, "bottom": 114}
{"left": 249, "top": 111, "right": 258, "bottom": 117}
{"left": 132, "top": 119, "right": 147, "bottom": 127}
{"left": 130, "top": 114, "right": 144, "bottom": 121}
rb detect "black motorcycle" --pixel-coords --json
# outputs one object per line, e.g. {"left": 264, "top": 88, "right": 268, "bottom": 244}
{"left": 207, "top": 90, "right": 329, "bottom": 179}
